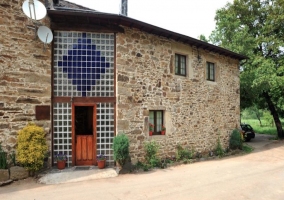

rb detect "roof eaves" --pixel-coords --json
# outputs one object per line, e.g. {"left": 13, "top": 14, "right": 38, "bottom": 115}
{"left": 47, "top": 9, "right": 248, "bottom": 60}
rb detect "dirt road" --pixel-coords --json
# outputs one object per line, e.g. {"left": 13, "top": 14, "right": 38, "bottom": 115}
{"left": 1, "top": 134, "right": 284, "bottom": 200}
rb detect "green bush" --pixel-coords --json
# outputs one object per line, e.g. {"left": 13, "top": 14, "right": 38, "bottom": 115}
{"left": 133, "top": 141, "right": 161, "bottom": 171}
{"left": 215, "top": 137, "right": 225, "bottom": 158}
{"left": 229, "top": 129, "right": 243, "bottom": 150}
{"left": 176, "top": 144, "right": 193, "bottom": 160}
{"left": 242, "top": 144, "right": 253, "bottom": 153}
{"left": 144, "top": 141, "right": 161, "bottom": 168}
{"left": 16, "top": 123, "right": 48, "bottom": 172}
{"left": 0, "top": 143, "right": 7, "bottom": 169}
{"left": 113, "top": 134, "right": 129, "bottom": 167}
{"left": 144, "top": 141, "right": 159, "bottom": 162}
{"left": 9, "top": 151, "right": 16, "bottom": 166}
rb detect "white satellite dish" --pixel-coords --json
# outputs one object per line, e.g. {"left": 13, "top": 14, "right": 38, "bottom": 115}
{"left": 37, "top": 26, "right": 53, "bottom": 44}
{"left": 22, "top": 0, "right": 47, "bottom": 20}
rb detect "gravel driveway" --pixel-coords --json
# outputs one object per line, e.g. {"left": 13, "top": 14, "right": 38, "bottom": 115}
{"left": 1, "top": 133, "right": 284, "bottom": 200}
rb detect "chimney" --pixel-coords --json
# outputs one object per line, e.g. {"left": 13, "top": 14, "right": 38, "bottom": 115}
{"left": 121, "top": 0, "right": 128, "bottom": 16}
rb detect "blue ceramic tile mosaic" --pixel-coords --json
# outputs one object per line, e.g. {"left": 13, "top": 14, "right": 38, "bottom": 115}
{"left": 53, "top": 31, "right": 114, "bottom": 97}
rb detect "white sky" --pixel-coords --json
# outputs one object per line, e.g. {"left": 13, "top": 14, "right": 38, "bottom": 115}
{"left": 66, "top": 0, "right": 233, "bottom": 39}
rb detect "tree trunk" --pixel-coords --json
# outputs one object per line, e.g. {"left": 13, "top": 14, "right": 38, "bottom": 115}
{"left": 252, "top": 105, "right": 262, "bottom": 126}
{"left": 263, "top": 92, "right": 284, "bottom": 138}
{"left": 255, "top": 113, "right": 262, "bottom": 127}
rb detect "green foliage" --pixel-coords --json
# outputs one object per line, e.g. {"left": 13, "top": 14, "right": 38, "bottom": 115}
{"left": 9, "top": 151, "right": 16, "bottom": 166}
{"left": 134, "top": 141, "right": 163, "bottom": 171}
{"left": 210, "top": 0, "right": 284, "bottom": 138}
{"left": 54, "top": 153, "right": 67, "bottom": 161}
{"left": 144, "top": 141, "right": 161, "bottom": 169}
{"left": 113, "top": 134, "right": 129, "bottom": 167}
{"left": 149, "top": 157, "right": 160, "bottom": 168}
{"left": 160, "top": 158, "right": 171, "bottom": 169}
{"left": 242, "top": 144, "right": 254, "bottom": 154}
{"left": 215, "top": 137, "right": 225, "bottom": 158}
{"left": 241, "top": 118, "right": 284, "bottom": 135}
{"left": 262, "top": 111, "right": 274, "bottom": 127}
{"left": 198, "top": 34, "right": 209, "bottom": 43}
{"left": 144, "top": 141, "right": 159, "bottom": 163}
{"left": 135, "top": 160, "right": 150, "bottom": 171}
{"left": 16, "top": 123, "right": 48, "bottom": 172}
{"left": 176, "top": 144, "right": 193, "bottom": 160}
{"left": 242, "top": 106, "right": 263, "bottom": 120}
{"left": 229, "top": 129, "right": 243, "bottom": 150}
{"left": 0, "top": 143, "right": 7, "bottom": 169}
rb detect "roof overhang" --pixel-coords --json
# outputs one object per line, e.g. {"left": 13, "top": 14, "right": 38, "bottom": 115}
{"left": 48, "top": 9, "right": 248, "bottom": 60}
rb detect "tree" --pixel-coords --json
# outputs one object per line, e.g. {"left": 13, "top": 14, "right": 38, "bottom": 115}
{"left": 242, "top": 105, "right": 264, "bottom": 126}
{"left": 198, "top": 34, "right": 209, "bottom": 43}
{"left": 209, "top": 0, "right": 284, "bottom": 138}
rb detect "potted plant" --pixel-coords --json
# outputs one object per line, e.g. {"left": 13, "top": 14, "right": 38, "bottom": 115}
{"left": 149, "top": 123, "right": 154, "bottom": 136}
{"left": 54, "top": 153, "right": 67, "bottom": 170}
{"left": 161, "top": 125, "right": 166, "bottom": 135}
{"left": 97, "top": 154, "right": 106, "bottom": 169}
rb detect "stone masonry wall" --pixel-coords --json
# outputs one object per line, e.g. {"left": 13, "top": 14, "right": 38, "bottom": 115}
{"left": 0, "top": 0, "right": 241, "bottom": 165}
{"left": 116, "top": 27, "right": 240, "bottom": 162}
{"left": 0, "top": 0, "right": 52, "bottom": 153}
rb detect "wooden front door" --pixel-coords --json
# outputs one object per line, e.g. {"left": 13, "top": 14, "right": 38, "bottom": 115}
{"left": 72, "top": 104, "right": 96, "bottom": 166}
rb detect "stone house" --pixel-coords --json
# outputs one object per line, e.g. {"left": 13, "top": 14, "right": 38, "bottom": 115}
{"left": 0, "top": 0, "right": 246, "bottom": 167}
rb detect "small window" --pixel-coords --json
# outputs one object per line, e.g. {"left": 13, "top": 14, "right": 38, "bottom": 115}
{"left": 175, "top": 54, "right": 186, "bottom": 76}
{"left": 206, "top": 62, "right": 215, "bottom": 81}
{"left": 149, "top": 110, "right": 164, "bottom": 135}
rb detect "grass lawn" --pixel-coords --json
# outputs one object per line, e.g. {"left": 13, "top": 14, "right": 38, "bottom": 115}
{"left": 240, "top": 119, "right": 284, "bottom": 135}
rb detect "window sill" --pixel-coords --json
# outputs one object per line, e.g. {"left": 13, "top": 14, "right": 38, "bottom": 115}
{"left": 174, "top": 74, "right": 187, "bottom": 78}
{"left": 149, "top": 135, "right": 166, "bottom": 139}
{"left": 206, "top": 80, "right": 217, "bottom": 85}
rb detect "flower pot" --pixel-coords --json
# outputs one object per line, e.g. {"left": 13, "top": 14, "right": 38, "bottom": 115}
{"left": 149, "top": 131, "right": 153, "bottom": 136}
{"left": 97, "top": 160, "right": 106, "bottom": 169}
{"left": 161, "top": 131, "right": 165, "bottom": 135}
{"left": 57, "top": 160, "right": 66, "bottom": 170}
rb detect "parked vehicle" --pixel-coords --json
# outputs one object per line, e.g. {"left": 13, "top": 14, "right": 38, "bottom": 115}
{"left": 240, "top": 124, "right": 255, "bottom": 142}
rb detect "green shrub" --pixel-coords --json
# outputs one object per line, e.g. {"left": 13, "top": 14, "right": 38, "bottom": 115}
{"left": 142, "top": 163, "right": 151, "bottom": 171}
{"left": 113, "top": 134, "right": 129, "bottom": 167}
{"left": 144, "top": 141, "right": 161, "bottom": 168}
{"left": 16, "top": 123, "right": 48, "bottom": 172}
{"left": 133, "top": 141, "right": 161, "bottom": 171}
{"left": 229, "top": 129, "right": 243, "bottom": 150}
{"left": 144, "top": 141, "right": 159, "bottom": 162}
{"left": 215, "top": 137, "right": 225, "bottom": 158}
{"left": 0, "top": 143, "right": 7, "bottom": 169}
{"left": 242, "top": 144, "right": 253, "bottom": 153}
{"left": 9, "top": 151, "right": 16, "bottom": 166}
{"left": 176, "top": 144, "right": 193, "bottom": 160}
{"left": 149, "top": 157, "right": 161, "bottom": 168}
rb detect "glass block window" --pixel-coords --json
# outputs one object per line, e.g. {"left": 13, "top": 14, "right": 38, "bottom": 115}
{"left": 53, "top": 103, "right": 72, "bottom": 166}
{"left": 53, "top": 31, "right": 115, "bottom": 97}
{"left": 96, "top": 103, "right": 115, "bottom": 165}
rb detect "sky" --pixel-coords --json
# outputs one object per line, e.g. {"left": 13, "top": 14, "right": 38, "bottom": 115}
{"left": 66, "top": 0, "right": 233, "bottom": 39}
